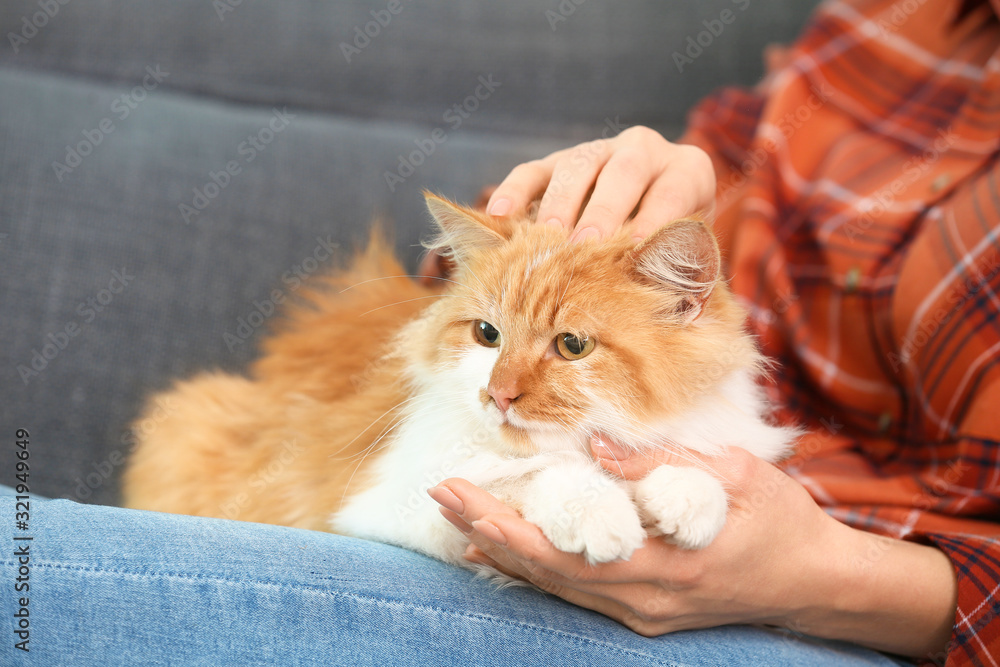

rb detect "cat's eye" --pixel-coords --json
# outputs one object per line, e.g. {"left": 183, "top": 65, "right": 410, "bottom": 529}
{"left": 473, "top": 320, "right": 501, "bottom": 348}
{"left": 556, "top": 333, "right": 595, "bottom": 360}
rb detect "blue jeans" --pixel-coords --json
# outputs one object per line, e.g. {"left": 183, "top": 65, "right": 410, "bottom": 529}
{"left": 0, "top": 488, "right": 912, "bottom": 666}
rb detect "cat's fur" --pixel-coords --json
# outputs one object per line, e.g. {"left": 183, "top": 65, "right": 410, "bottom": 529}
{"left": 123, "top": 194, "right": 797, "bottom": 566}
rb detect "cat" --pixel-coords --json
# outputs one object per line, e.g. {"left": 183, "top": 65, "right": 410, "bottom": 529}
{"left": 122, "top": 193, "right": 797, "bottom": 567}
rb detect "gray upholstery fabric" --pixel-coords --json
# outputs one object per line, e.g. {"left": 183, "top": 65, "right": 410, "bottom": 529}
{"left": 0, "top": 0, "right": 818, "bottom": 506}
{"left": 0, "top": 0, "right": 818, "bottom": 138}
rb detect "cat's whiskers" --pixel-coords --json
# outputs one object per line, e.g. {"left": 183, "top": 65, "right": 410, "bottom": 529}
{"left": 336, "top": 393, "right": 479, "bottom": 508}
{"left": 591, "top": 440, "right": 629, "bottom": 478}
{"left": 580, "top": 385, "right": 757, "bottom": 484}
{"left": 337, "top": 424, "right": 401, "bottom": 510}
{"left": 560, "top": 302, "right": 610, "bottom": 334}
{"left": 324, "top": 393, "right": 431, "bottom": 460}
{"left": 555, "top": 255, "right": 576, "bottom": 314}
{"left": 530, "top": 402, "right": 719, "bottom": 481}
{"left": 358, "top": 293, "right": 472, "bottom": 318}
{"left": 435, "top": 247, "right": 486, "bottom": 298}
{"left": 338, "top": 274, "right": 465, "bottom": 293}
{"left": 576, "top": 401, "right": 720, "bottom": 477}
{"left": 326, "top": 390, "right": 475, "bottom": 462}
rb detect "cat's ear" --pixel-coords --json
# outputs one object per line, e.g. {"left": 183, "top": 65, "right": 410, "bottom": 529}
{"left": 628, "top": 218, "right": 721, "bottom": 324}
{"left": 423, "top": 192, "right": 508, "bottom": 262}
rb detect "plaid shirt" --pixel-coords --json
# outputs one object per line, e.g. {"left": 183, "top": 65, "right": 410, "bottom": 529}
{"left": 680, "top": 0, "right": 1000, "bottom": 664}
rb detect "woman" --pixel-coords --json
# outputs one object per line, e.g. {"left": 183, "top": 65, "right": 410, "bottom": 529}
{"left": 5, "top": 0, "right": 997, "bottom": 665}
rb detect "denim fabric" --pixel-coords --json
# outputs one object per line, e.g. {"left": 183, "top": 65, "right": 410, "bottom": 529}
{"left": 0, "top": 489, "right": 913, "bottom": 666}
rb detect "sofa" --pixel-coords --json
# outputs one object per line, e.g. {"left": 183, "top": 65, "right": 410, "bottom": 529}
{"left": 0, "top": 0, "right": 818, "bottom": 507}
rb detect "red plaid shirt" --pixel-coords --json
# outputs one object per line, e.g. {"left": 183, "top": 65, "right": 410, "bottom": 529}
{"left": 681, "top": 0, "right": 1000, "bottom": 664}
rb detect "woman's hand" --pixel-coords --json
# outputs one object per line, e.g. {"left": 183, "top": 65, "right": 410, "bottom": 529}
{"left": 427, "top": 437, "right": 956, "bottom": 658}
{"left": 487, "top": 126, "right": 715, "bottom": 242}
{"left": 418, "top": 126, "right": 715, "bottom": 281}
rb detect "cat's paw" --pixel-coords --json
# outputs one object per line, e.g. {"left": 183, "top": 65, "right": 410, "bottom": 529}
{"left": 520, "top": 464, "right": 646, "bottom": 564}
{"left": 634, "top": 465, "right": 727, "bottom": 550}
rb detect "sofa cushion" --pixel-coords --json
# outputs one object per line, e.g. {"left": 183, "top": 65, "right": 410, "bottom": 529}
{"left": 0, "top": 0, "right": 819, "bottom": 505}
{"left": 0, "top": 67, "right": 562, "bottom": 504}
{"left": 0, "top": 0, "right": 819, "bottom": 139}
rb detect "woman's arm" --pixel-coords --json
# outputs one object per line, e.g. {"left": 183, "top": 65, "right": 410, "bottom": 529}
{"left": 428, "top": 439, "right": 957, "bottom": 658}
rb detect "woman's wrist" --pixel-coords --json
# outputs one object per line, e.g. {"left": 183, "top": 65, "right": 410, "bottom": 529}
{"left": 787, "top": 515, "right": 957, "bottom": 658}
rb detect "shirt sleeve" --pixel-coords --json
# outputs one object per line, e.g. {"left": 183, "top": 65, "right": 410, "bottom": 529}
{"left": 678, "top": 84, "right": 767, "bottom": 188}
{"left": 921, "top": 532, "right": 1000, "bottom": 666}
{"left": 917, "top": 375, "right": 1000, "bottom": 666}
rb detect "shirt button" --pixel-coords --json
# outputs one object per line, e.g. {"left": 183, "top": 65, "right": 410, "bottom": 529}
{"left": 877, "top": 412, "right": 892, "bottom": 433}
{"left": 930, "top": 173, "right": 951, "bottom": 193}
{"left": 845, "top": 266, "right": 861, "bottom": 294}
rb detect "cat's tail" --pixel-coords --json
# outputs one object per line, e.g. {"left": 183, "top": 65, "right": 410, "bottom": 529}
{"left": 122, "top": 371, "right": 272, "bottom": 517}
{"left": 252, "top": 226, "right": 442, "bottom": 399}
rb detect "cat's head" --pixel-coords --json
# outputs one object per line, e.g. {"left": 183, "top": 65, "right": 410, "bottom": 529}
{"left": 407, "top": 193, "right": 760, "bottom": 456}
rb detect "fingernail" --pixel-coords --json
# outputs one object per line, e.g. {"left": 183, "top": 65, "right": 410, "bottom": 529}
{"left": 572, "top": 227, "right": 600, "bottom": 243}
{"left": 488, "top": 198, "right": 511, "bottom": 216}
{"left": 427, "top": 485, "right": 464, "bottom": 514}
{"left": 544, "top": 217, "right": 563, "bottom": 228}
{"left": 472, "top": 520, "right": 507, "bottom": 545}
{"left": 440, "top": 508, "right": 474, "bottom": 534}
{"left": 591, "top": 435, "right": 631, "bottom": 460}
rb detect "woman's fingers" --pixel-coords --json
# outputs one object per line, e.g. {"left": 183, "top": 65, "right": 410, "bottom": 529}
{"left": 627, "top": 146, "right": 716, "bottom": 237}
{"left": 570, "top": 145, "right": 654, "bottom": 242}
{"left": 431, "top": 479, "right": 654, "bottom": 586}
{"left": 463, "top": 541, "right": 679, "bottom": 637}
{"left": 534, "top": 140, "right": 613, "bottom": 232}
{"left": 590, "top": 435, "right": 759, "bottom": 499}
{"left": 462, "top": 543, "right": 660, "bottom": 631}
{"left": 486, "top": 158, "right": 555, "bottom": 217}
{"left": 590, "top": 434, "right": 715, "bottom": 481}
{"left": 485, "top": 127, "right": 716, "bottom": 242}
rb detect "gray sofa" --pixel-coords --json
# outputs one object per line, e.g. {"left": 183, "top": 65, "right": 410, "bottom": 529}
{"left": 0, "top": 0, "right": 818, "bottom": 507}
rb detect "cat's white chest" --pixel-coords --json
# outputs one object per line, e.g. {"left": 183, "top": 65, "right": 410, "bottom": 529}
{"left": 331, "top": 391, "right": 509, "bottom": 563}
{"left": 332, "top": 367, "right": 798, "bottom": 566}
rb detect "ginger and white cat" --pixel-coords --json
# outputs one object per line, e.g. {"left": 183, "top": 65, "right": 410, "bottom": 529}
{"left": 123, "top": 194, "right": 796, "bottom": 566}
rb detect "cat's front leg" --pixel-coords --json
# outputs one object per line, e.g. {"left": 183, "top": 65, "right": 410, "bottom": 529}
{"left": 511, "top": 459, "right": 646, "bottom": 565}
{"left": 633, "top": 464, "right": 728, "bottom": 550}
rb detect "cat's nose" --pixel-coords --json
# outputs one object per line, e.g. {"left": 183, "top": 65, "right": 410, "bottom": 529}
{"left": 488, "top": 383, "right": 522, "bottom": 415}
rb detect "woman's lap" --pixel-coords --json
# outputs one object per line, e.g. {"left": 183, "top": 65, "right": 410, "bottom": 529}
{"left": 0, "top": 487, "right": 910, "bottom": 666}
